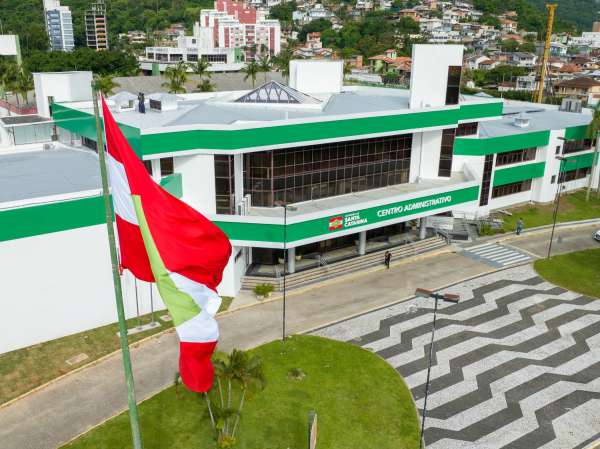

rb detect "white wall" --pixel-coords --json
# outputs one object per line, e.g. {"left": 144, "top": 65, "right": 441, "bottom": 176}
{"left": 487, "top": 189, "right": 532, "bottom": 210}
{"left": 217, "top": 245, "right": 247, "bottom": 297}
{"left": 289, "top": 60, "right": 343, "bottom": 94}
{"left": 33, "top": 71, "right": 93, "bottom": 118}
{"left": 0, "top": 224, "right": 166, "bottom": 354}
{"left": 418, "top": 129, "right": 443, "bottom": 178}
{"left": 0, "top": 35, "right": 19, "bottom": 56}
{"left": 409, "top": 44, "right": 463, "bottom": 109}
{"left": 174, "top": 154, "right": 216, "bottom": 215}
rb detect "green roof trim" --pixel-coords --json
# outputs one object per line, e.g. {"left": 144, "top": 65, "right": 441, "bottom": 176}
{"left": 454, "top": 130, "right": 550, "bottom": 156}
{"left": 565, "top": 125, "right": 589, "bottom": 141}
{"left": 492, "top": 162, "right": 546, "bottom": 187}
{"left": 52, "top": 101, "right": 502, "bottom": 156}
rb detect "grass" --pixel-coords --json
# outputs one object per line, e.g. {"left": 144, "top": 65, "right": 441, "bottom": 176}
{"left": 534, "top": 248, "right": 600, "bottom": 299}
{"left": 62, "top": 335, "right": 420, "bottom": 449}
{"left": 500, "top": 190, "right": 600, "bottom": 231}
{"left": 0, "top": 297, "right": 233, "bottom": 405}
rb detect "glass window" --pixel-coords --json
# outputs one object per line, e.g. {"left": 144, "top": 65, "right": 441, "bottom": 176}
{"left": 214, "top": 155, "right": 235, "bottom": 214}
{"left": 456, "top": 122, "right": 478, "bottom": 137}
{"left": 491, "top": 179, "right": 532, "bottom": 198}
{"left": 495, "top": 147, "right": 537, "bottom": 166}
{"left": 160, "top": 157, "right": 174, "bottom": 176}
{"left": 438, "top": 128, "right": 455, "bottom": 177}
{"left": 244, "top": 134, "right": 412, "bottom": 207}
{"left": 479, "top": 154, "right": 493, "bottom": 206}
{"left": 445, "top": 66, "right": 462, "bottom": 106}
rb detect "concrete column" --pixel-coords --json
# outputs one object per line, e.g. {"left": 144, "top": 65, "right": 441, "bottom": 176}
{"left": 358, "top": 231, "right": 367, "bottom": 255}
{"left": 151, "top": 159, "right": 161, "bottom": 182}
{"left": 287, "top": 247, "right": 296, "bottom": 274}
{"left": 419, "top": 218, "right": 427, "bottom": 240}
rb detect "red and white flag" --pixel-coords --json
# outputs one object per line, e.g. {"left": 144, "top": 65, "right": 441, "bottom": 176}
{"left": 102, "top": 97, "right": 231, "bottom": 392}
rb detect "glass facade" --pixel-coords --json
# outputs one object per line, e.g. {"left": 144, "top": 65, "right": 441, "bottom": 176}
{"left": 215, "top": 155, "right": 235, "bottom": 214}
{"left": 445, "top": 66, "right": 462, "bottom": 105}
{"left": 455, "top": 122, "right": 478, "bottom": 137}
{"left": 495, "top": 147, "right": 537, "bottom": 166}
{"left": 243, "top": 134, "right": 413, "bottom": 207}
{"left": 8, "top": 123, "right": 54, "bottom": 146}
{"left": 563, "top": 166, "right": 591, "bottom": 181}
{"left": 479, "top": 154, "right": 494, "bottom": 206}
{"left": 438, "top": 128, "right": 456, "bottom": 177}
{"left": 563, "top": 139, "right": 592, "bottom": 154}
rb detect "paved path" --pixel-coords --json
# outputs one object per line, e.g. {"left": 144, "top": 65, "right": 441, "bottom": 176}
{"left": 0, "top": 225, "right": 597, "bottom": 449}
{"left": 314, "top": 265, "right": 600, "bottom": 449}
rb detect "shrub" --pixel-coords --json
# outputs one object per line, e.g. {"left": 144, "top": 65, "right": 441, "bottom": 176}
{"left": 253, "top": 284, "right": 274, "bottom": 297}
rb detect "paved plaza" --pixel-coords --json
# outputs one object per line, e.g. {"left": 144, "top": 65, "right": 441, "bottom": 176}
{"left": 314, "top": 265, "right": 600, "bottom": 449}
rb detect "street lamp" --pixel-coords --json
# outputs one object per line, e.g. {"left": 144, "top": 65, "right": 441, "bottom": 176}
{"left": 414, "top": 288, "right": 460, "bottom": 449}
{"left": 547, "top": 155, "right": 576, "bottom": 259}
{"left": 274, "top": 200, "right": 298, "bottom": 341}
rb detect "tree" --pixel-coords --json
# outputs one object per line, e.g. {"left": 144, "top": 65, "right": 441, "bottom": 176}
{"left": 14, "top": 69, "right": 33, "bottom": 105}
{"left": 241, "top": 61, "right": 260, "bottom": 88}
{"left": 96, "top": 74, "right": 120, "bottom": 96}
{"left": 204, "top": 349, "right": 265, "bottom": 448}
{"left": 162, "top": 61, "right": 188, "bottom": 93}
{"left": 268, "top": 1, "right": 296, "bottom": 22}
{"left": 272, "top": 49, "right": 293, "bottom": 81}
{"left": 198, "top": 78, "right": 215, "bottom": 92}
{"left": 396, "top": 16, "right": 420, "bottom": 35}
{"left": 190, "top": 58, "right": 211, "bottom": 79}
{"left": 257, "top": 56, "right": 271, "bottom": 83}
{"left": 586, "top": 102, "right": 600, "bottom": 201}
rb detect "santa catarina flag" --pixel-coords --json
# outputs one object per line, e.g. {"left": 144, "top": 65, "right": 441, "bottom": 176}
{"left": 101, "top": 97, "right": 232, "bottom": 393}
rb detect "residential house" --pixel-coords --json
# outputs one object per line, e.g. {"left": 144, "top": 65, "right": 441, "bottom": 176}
{"left": 555, "top": 76, "right": 600, "bottom": 104}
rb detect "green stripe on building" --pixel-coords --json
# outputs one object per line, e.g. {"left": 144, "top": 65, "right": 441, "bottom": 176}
{"left": 492, "top": 162, "right": 546, "bottom": 187}
{"left": 216, "top": 186, "right": 480, "bottom": 243}
{"left": 52, "top": 102, "right": 502, "bottom": 157}
{"left": 563, "top": 152, "right": 595, "bottom": 171}
{"left": 0, "top": 196, "right": 106, "bottom": 242}
{"left": 454, "top": 131, "right": 550, "bottom": 156}
{"left": 565, "top": 125, "right": 589, "bottom": 141}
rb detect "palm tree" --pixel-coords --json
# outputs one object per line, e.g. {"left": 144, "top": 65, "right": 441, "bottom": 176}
{"left": 96, "top": 74, "right": 120, "bottom": 96}
{"left": 162, "top": 61, "right": 189, "bottom": 94}
{"left": 190, "top": 58, "right": 211, "bottom": 79}
{"left": 241, "top": 61, "right": 260, "bottom": 88}
{"left": 230, "top": 350, "right": 265, "bottom": 438}
{"left": 586, "top": 102, "right": 600, "bottom": 200}
{"left": 272, "top": 48, "right": 293, "bottom": 81}
{"left": 257, "top": 56, "right": 271, "bottom": 83}
{"left": 14, "top": 69, "right": 33, "bottom": 106}
{"left": 198, "top": 78, "right": 215, "bottom": 92}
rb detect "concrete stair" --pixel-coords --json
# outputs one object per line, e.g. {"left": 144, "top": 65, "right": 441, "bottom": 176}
{"left": 241, "top": 236, "right": 449, "bottom": 292}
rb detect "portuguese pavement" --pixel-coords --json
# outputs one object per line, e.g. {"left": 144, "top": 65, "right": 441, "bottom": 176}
{"left": 314, "top": 264, "right": 600, "bottom": 449}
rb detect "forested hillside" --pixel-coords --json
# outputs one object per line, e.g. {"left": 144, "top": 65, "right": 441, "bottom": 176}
{"left": 525, "top": 0, "right": 600, "bottom": 32}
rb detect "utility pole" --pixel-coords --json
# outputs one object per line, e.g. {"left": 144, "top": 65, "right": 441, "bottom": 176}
{"left": 91, "top": 82, "right": 144, "bottom": 449}
{"left": 535, "top": 3, "right": 557, "bottom": 104}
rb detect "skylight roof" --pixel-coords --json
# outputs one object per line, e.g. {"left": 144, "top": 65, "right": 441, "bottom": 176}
{"left": 234, "top": 81, "right": 321, "bottom": 105}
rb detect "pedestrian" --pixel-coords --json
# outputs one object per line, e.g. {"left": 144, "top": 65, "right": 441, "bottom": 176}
{"left": 516, "top": 218, "right": 524, "bottom": 236}
{"left": 384, "top": 250, "right": 392, "bottom": 269}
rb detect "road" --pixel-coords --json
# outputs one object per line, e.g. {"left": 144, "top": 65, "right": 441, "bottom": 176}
{"left": 0, "top": 225, "right": 597, "bottom": 449}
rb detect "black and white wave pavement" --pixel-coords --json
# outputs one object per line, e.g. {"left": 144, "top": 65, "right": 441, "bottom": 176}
{"left": 313, "top": 266, "right": 600, "bottom": 449}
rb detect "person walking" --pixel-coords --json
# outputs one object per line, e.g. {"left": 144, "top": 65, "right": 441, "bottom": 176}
{"left": 516, "top": 218, "right": 524, "bottom": 236}
{"left": 384, "top": 250, "right": 392, "bottom": 269}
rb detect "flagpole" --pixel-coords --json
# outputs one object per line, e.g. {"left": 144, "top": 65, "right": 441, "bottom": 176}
{"left": 91, "top": 83, "right": 144, "bottom": 449}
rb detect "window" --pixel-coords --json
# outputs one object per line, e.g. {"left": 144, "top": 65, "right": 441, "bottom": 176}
{"left": 491, "top": 179, "right": 532, "bottom": 198}
{"left": 479, "top": 154, "right": 493, "bottom": 206}
{"left": 555, "top": 145, "right": 561, "bottom": 155}
{"left": 563, "top": 139, "right": 593, "bottom": 154}
{"left": 214, "top": 155, "right": 235, "bottom": 214}
{"left": 456, "top": 122, "right": 478, "bottom": 137}
{"left": 495, "top": 147, "right": 537, "bottom": 166}
{"left": 244, "top": 134, "right": 413, "bottom": 207}
{"left": 202, "top": 54, "right": 227, "bottom": 63}
{"left": 563, "top": 166, "right": 591, "bottom": 182}
{"left": 445, "top": 66, "right": 462, "bottom": 105}
{"left": 160, "top": 157, "right": 174, "bottom": 176}
{"left": 438, "top": 128, "right": 456, "bottom": 177}
{"left": 143, "top": 161, "right": 153, "bottom": 176}
{"left": 551, "top": 175, "right": 556, "bottom": 184}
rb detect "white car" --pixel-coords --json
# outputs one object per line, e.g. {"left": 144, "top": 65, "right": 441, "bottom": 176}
{"left": 595, "top": 230, "right": 600, "bottom": 242}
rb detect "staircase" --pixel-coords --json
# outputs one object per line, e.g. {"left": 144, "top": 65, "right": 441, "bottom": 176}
{"left": 241, "top": 236, "right": 449, "bottom": 292}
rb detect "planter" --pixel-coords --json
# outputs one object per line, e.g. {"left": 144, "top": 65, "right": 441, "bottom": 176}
{"left": 295, "top": 254, "right": 302, "bottom": 261}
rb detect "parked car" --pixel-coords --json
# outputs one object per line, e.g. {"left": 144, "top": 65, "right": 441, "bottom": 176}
{"left": 594, "top": 230, "right": 600, "bottom": 242}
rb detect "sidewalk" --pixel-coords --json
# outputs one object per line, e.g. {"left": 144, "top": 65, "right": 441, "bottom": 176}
{"left": 0, "top": 225, "right": 597, "bottom": 449}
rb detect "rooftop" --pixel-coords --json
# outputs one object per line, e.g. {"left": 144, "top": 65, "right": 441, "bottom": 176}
{"left": 0, "top": 148, "right": 100, "bottom": 205}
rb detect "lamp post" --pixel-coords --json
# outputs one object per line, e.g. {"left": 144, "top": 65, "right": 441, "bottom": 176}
{"left": 414, "top": 288, "right": 460, "bottom": 449}
{"left": 547, "top": 155, "right": 576, "bottom": 259}
{"left": 274, "top": 201, "right": 297, "bottom": 341}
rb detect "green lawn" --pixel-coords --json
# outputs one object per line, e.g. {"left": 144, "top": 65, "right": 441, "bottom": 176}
{"left": 0, "top": 297, "right": 233, "bottom": 405}
{"left": 534, "top": 248, "right": 600, "bottom": 299}
{"left": 62, "top": 335, "right": 420, "bottom": 449}
{"left": 501, "top": 190, "right": 600, "bottom": 231}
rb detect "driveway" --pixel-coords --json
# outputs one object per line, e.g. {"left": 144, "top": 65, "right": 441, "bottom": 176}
{"left": 314, "top": 265, "right": 600, "bottom": 449}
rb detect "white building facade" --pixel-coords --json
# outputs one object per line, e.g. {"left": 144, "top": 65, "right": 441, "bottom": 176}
{"left": 43, "top": 0, "right": 74, "bottom": 52}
